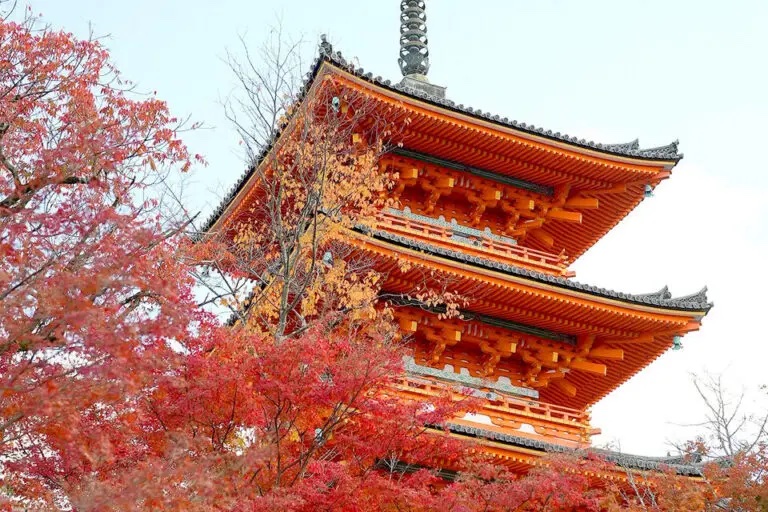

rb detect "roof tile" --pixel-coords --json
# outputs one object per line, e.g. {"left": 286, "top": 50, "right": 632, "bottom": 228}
{"left": 368, "top": 229, "right": 712, "bottom": 312}
{"left": 446, "top": 423, "right": 703, "bottom": 476}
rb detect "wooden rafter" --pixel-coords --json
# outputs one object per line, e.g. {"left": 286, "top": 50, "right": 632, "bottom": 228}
{"left": 383, "top": 154, "right": 591, "bottom": 249}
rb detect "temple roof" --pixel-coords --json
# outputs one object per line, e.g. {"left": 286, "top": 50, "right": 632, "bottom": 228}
{"left": 446, "top": 423, "right": 704, "bottom": 476}
{"left": 363, "top": 66, "right": 682, "bottom": 161}
{"left": 201, "top": 47, "right": 682, "bottom": 234}
{"left": 365, "top": 228, "right": 712, "bottom": 312}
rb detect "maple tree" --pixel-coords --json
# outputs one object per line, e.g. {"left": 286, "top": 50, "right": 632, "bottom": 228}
{"left": 0, "top": 11, "right": 465, "bottom": 509}
{"left": 0, "top": 5, "right": 201, "bottom": 507}
{"left": 4, "top": 6, "right": 768, "bottom": 510}
{"left": 196, "top": 29, "right": 462, "bottom": 337}
{"left": 197, "top": 39, "right": 391, "bottom": 339}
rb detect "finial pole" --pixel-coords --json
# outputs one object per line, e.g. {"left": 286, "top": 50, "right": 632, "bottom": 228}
{"left": 399, "top": 0, "right": 429, "bottom": 77}
{"left": 319, "top": 34, "right": 333, "bottom": 57}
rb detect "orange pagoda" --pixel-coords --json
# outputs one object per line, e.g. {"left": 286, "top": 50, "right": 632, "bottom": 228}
{"left": 204, "top": 1, "right": 711, "bottom": 480}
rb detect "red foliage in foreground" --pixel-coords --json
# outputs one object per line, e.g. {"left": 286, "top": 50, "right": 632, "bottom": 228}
{"left": 2, "top": 10, "right": 768, "bottom": 512}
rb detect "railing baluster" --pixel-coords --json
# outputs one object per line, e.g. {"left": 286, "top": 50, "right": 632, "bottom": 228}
{"left": 377, "top": 213, "right": 570, "bottom": 276}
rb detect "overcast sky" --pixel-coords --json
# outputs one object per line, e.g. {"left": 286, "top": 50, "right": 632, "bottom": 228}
{"left": 22, "top": 0, "right": 768, "bottom": 456}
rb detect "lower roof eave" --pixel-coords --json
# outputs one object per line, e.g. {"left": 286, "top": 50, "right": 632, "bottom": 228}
{"left": 435, "top": 423, "right": 704, "bottom": 478}
{"left": 344, "top": 227, "right": 712, "bottom": 317}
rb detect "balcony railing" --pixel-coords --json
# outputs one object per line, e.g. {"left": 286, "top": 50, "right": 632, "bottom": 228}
{"left": 389, "top": 374, "right": 595, "bottom": 447}
{"left": 377, "top": 208, "right": 574, "bottom": 277}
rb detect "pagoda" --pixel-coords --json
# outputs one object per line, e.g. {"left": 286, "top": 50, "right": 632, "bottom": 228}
{"left": 204, "top": 0, "right": 711, "bottom": 480}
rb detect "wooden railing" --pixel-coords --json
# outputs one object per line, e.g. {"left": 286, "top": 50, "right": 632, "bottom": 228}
{"left": 377, "top": 211, "right": 574, "bottom": 277}
{"left": 389, "top": 375, "right": 595, "bottom": 447}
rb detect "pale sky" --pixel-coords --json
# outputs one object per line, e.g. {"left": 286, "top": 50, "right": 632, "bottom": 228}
{"left": 23, "top": 0, "right": 768, "bottom": 457}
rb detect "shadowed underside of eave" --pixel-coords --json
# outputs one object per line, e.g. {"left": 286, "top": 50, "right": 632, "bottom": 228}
{"left": 440, "top": 424, "right": 704, "bottom": 477}
{"left": 201, "top": 49, "right": 682, "bottom": 245}
{"left": 345, "top": 230, "right": 708, "bottom": 409}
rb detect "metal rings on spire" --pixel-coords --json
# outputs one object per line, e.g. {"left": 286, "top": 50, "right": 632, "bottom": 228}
{"left": 398, "top": 0, "right": 429, "bottom": 77}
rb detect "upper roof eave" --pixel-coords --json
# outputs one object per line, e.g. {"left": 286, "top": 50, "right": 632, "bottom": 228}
{"left": 445, "top": 423, "right": 704, "bottom": 477}
{"left": 201, "top": 47, "right": 683, "bottom": 234}
{"left": 315, "top": 53, "right": 683, "bottom": 164}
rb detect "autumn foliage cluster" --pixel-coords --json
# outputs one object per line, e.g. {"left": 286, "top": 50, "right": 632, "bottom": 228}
{"left": 2, "top": 8, "right": 768, "bottom": 511}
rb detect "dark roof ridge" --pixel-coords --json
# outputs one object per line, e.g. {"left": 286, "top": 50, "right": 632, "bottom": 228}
{"left": 445, "top": 423, "right": 703, "bottom": 476}
{"left": 319, "top": 48, "right": 683, "bottom": 162}
{"left": 365, "top": 228, "right": 712, "bottom": 312}
{"left": 635, "top": 140, "right": 681, "bottom": 160}
{"left": 673, "top": 286, "right": 709, "bottom": 304}
{"left": 200, "top": 42, "right": 683, "bottom": 234}
{"left": 636, "top": 285, "right": 673, "bottom": 301}
{"left": 603, "top": 139, "right": 640, "bottom": 152}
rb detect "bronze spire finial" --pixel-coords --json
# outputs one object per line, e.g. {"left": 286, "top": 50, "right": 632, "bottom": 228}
{"left": 398, "top": 0, "right": 429, "bottom": 77}
{"left": 319, "top": 34, "right": 333, "bottom": 57}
